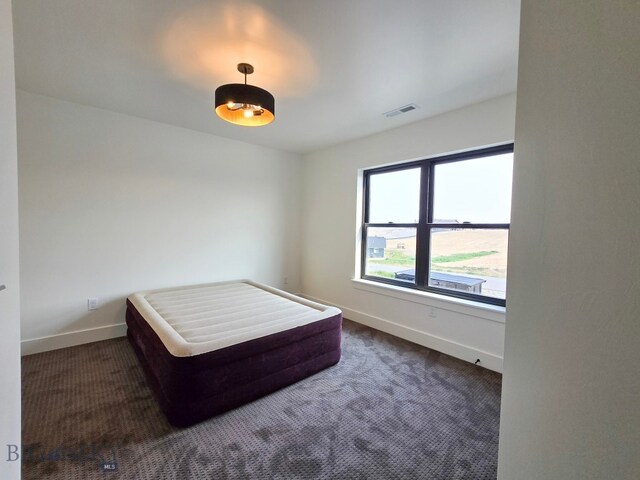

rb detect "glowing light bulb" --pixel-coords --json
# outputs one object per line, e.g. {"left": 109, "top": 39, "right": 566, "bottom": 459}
{"left": 243, "top": 109, "right": 254, "bottom": 118}
{"left": 227, "top": 101, "right": 234, "bottom": 109}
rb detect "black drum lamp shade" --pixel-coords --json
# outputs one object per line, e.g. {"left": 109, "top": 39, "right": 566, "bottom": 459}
{"left": 215, "top": 63, "right": 275, "bottom": 127}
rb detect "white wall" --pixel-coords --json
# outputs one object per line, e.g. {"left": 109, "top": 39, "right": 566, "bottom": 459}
{"left": 0, "top": 0, "right": 22, "bottom": 477}
{"left": 300, "top": 93, "right": 516, "bottom": 371}
{"left": 18, "top": 90, "right": 302, "bottom": 354}
{"left": 498, "top": 1, "right": 640, "bottom": 478}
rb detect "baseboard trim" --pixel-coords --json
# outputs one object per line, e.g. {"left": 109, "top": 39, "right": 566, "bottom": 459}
{"left": 301, "top": 293, "right": 503, "bottom": 373}
{"left": 21, "top": 297, "right": 504, "bottom": 371}
{"left": 21, "top": 323, "right": 127, "bottom": 356}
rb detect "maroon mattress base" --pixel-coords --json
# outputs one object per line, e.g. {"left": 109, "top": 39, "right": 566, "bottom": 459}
{"left": 125, "top": 299, "right": 342, "bottom": 427}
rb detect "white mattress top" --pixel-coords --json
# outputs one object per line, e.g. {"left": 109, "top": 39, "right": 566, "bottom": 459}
{"left": 128, "top": 280, "right": 341, "bottom": 357}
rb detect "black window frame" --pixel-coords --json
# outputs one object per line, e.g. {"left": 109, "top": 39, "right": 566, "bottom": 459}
{"left": 361, "top": 143, "right": 514, "bottom": 307}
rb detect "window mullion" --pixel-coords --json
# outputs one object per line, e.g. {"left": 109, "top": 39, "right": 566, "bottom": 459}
{"left": 414, "top": 162, "right": 430, "bottom": 288}
{"left": 362, "top": 171, "right": 371, "bottom": 224}
{"left": 360, "top": 224, "right": 368, "bottom": 279}
{"left": 426, "top": 223, "right": 510, "bottom": 229}
{"left": 364, "top": 223, "right": 419, "bottom": 229}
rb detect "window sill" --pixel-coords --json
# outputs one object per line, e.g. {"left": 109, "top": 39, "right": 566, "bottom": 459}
{"left": 351, "top": 278, "right": 506, "bottom": 324}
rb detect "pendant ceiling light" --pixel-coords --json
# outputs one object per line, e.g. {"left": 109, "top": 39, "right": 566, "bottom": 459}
{"left": 214, "top": 63, "right": 275, "bottom": 127}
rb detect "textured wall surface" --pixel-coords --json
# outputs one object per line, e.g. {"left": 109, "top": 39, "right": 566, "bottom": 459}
{"left": 0, "top": 0, "right": 22, "bottom": 477}
{"left": 18, "top": 91, "right": 302, "bottom": 353}
{"left": 499, "top": 1, "right": 640, "bottom": 478}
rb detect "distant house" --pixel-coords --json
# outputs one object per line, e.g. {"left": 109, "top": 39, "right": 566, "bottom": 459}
{"left": 375, "top": 222, "right": 461, "bottom": 252}
{"left": 394, "top": 269, "right": 485, "bottom": 294}
{"left": 432, "top": 219, "right": 460, "bottom": 233}
{"left": 382, "top": 228, "right": 417, "bottom": 251}
{"left": 367, "top": 236, "right": 386, "bottom": 258}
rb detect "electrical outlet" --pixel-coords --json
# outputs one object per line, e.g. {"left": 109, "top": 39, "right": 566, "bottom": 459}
{"left": 87, "top": 297, "right": 99, "bottom": 311}
{"left": 428, "top": 307, "right": 437, "bottom": 318}
{"left": 283, "top": 277, "right": 289, "bottom": 285}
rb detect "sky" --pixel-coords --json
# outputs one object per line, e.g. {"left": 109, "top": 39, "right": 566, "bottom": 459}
{"left": 369, "top": 153, "right": 513, "bottom": 224}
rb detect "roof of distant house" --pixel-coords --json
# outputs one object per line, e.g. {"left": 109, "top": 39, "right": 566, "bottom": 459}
{"left": 431, "top": 271, "right": 485, "bottom": 286}
{"left": 373, "top": 221, "right": 460, "bottom": 240}
{"left": 395, "top": 269, "right": 485, "bottom": 286}
{"left": 382, "top": 228, "right": 416, "bottom": 239}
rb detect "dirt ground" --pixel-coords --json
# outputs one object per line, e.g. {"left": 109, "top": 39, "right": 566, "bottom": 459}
{"left": 430, "top": 229, "right": 508, "bottom": 275}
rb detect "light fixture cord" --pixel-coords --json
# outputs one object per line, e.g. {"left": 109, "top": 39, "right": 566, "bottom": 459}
{"left": 243, "top": 69, "right": 247, "bottom": 110}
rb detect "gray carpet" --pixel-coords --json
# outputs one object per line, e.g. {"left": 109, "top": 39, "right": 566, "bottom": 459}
{"left": 22, "top": 320, "right": 502, "bottom": 479}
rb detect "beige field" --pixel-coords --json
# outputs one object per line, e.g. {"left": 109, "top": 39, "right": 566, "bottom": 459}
{"left": 430, "top": 229, "right": 508, "bottom": 278}
{"left": 370, "top": 228, "right": 509, "bottom": 280}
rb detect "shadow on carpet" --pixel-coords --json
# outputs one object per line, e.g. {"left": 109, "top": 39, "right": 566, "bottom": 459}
{"left": 22, "top": 319, "right": 502, "bottom": 479}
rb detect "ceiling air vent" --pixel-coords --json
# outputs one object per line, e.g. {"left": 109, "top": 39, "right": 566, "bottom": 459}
{"left": 383, "top": 103, "right": 419, "bottom": 118}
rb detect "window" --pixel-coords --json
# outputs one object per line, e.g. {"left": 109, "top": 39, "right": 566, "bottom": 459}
{"left": 361, "top": 144, "right": 513, "bottom": 306}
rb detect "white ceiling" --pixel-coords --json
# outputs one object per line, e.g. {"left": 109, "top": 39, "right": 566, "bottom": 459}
{"left": 12, "top": 0, "right": 520, "bottom": 154}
